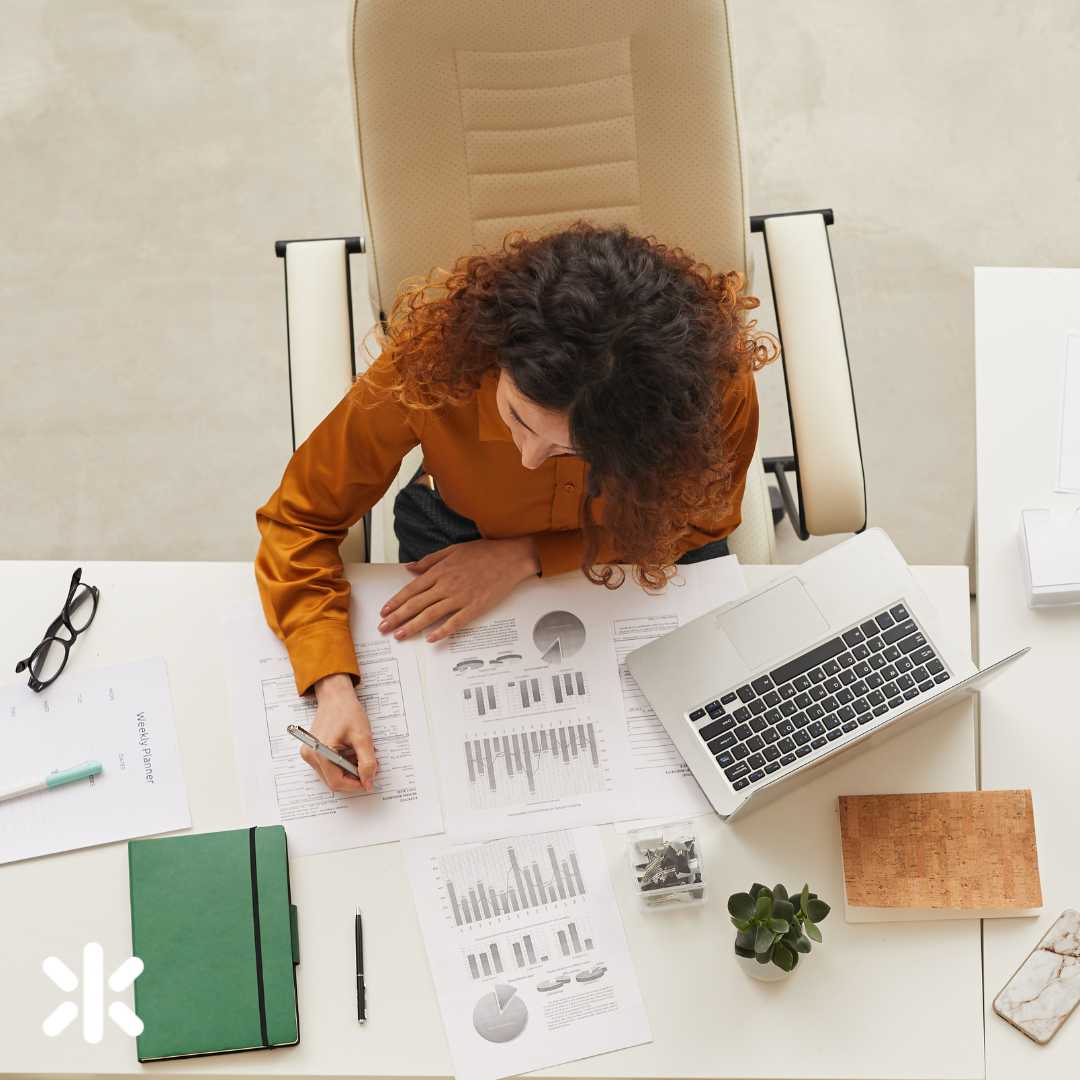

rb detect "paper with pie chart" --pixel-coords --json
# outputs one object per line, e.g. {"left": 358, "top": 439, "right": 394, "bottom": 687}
{"left": 405, "top": 826, "right": 651, "bottom": 1080}
{"left": 418, "top": 557, "right": 746, "bottom": 837}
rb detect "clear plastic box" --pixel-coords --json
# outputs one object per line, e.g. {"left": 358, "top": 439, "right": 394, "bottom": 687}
{"left": 626, "top": 820, "right": 706, "bottom": 910}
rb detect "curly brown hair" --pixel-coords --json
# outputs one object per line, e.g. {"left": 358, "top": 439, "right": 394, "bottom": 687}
{"left": 356, "top": 220, "right": 777, "bottom": 588}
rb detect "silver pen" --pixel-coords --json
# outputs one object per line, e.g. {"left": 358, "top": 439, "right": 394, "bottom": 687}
{"left": 286, "top": 723, "right": 361, "bottom": 779}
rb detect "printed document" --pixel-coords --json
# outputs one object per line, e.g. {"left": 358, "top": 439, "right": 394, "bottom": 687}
{"left": 225, "top": 566, "right": 443, "bottom": 857}
{"left": 418, "top": 558, "right": 745, "bottom": 837}
{"left": 404, "top": 826, "right": 651, "bottom": 1080}
{"left": 0, "top": 657, "right": 190, "bottom": 864}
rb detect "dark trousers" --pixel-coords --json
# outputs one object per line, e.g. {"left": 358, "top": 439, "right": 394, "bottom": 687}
{"left": 393, "top": 469, "right": 728, "bottom": 565}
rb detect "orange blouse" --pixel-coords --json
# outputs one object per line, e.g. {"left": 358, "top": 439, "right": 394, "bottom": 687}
{"left": 255, "top": 353, "right": 759, "bottom": 696}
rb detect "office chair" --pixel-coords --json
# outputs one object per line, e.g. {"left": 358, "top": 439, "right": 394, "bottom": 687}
{"left": 274, "top": 0, "right": 866, "bottom": 566}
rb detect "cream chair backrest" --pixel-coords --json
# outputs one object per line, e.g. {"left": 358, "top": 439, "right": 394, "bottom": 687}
{"left": 348, "top": 0, "right": 771, "bottom": 563}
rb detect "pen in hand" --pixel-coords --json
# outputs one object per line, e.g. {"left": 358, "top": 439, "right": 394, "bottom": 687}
{"left": 355, "top": 907, "right": 367, "bottom": 1024}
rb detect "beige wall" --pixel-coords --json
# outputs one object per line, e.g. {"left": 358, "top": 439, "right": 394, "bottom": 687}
{"left": 3, "top": 1, "right": 1079, "bottom": 567}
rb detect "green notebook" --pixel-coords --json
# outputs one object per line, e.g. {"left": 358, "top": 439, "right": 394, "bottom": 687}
{"left": 128, "top": 825, "right": 300, "bottom": 1062}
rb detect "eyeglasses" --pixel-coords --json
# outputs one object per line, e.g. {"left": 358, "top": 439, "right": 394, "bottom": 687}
{"left": 15, "top": 568, "right": 100, "bottom": 692}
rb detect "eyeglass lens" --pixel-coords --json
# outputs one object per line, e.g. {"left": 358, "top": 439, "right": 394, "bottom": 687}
{"left": 67, "top": 583, "right": 97, "bottom": 632}
{"left": 29, "top": 638, "right": 67, "bottom": 684}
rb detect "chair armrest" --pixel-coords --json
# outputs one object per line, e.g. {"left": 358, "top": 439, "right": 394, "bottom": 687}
{"left": 756, "top": 211, "right": 867, "bottom": 537}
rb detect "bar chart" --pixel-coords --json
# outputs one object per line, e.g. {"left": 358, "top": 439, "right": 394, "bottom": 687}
{"left": 463, "top": 720, "right": 606, "bottom": 809}
{"left": 464, "top": 918, "right": 595, "bottom": 980}
{"left": 460, "top": 669, "right": 589, "bottom": 721}
{"left": 441, "top": 832, "right": 588, "bottom": 927}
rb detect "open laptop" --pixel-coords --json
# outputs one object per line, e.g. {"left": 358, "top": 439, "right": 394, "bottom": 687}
{"left": 626, "top": 528, "right": 1028, "bottom": 821}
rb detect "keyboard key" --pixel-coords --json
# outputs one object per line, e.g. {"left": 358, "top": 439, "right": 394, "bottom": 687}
{"left": 795, "top": 692, "right": 812, "bottom": 709}
{"left": 778, "top": 736, "right": 796, "bottom": 753}
{"left": 837, "top": 705, "right": 855, "bottom": 721}
{"left": 779, "top": 683, "right": 796, "bottom": 700}
{"left": 869, "top": 652, "right": 886, "bottom": 668}
{"left": 839, "top": 651, "right": 856, "bottom": 668}
{"left": 897, "top": 674, "right": 915, "bottom": 690}
{"left": 794, "top": 675, "right": 812, "bottom": 692}
{"left": 912, "top": 666, "right": 929, "bottom": 683}
{"left": 836, "top": 688, "right": 855, "bottom": 705}
{"left": 903, "top": 688, "right": 919, "bottom": 701}
{"left": 883, "top": 681, "right": 899, "bottom": 697}
{"left": 898, "top": 634, "right": 925, "bottom": 656}
{"left": 763, "top": 745, "right": 781, "bottom": 762}
{"left": 884, "top": 646, "right": 901, "bottom": 662}
{"left": 810, "top": 685, "right": 827, "bottom": 701}
{"left": 731, "top": 742, "right": 749, "bottom": 759}
{"left": 809, "top": 668, "right": 826, "bottom": 684}
{"left": 867, "top": 689, "right": 885, "bottom": 705}
{"left": 851, "top": 680, "right": 868, "bottom": 696}
{"left": 823, "top": 659, "right": 842, "bottom": 676}
{"left": 808, "top": 721, "right": 826, "bottom": 737}
{"left": 882, "top": 665, "right": 898, "bottom": 681}
{"left": 705, "top": 700, "right": 725, "bottom": 718}
{"left": 763, "top": 690, "right": 781, "bottom": 708}
{"left": 793, "top": 729, "right": 810, "bottom": 745}
{"left": 860, "top": 620, "right": 879, "bottom": 638}
{"left": 807, "top": 704, "right": 825, "bottom": 720}
{"left": 776, "top": 719, "right": 795, "bottom": 736}
{"left": 866, "top": 673, "right": 884, "bottom": 689}
{"left": 734, "top": 723, "right": 752, "bottom": 741}
{"left": 733, "top": 706, "right": 751, "bottom": 723}
{"left": 934, "top": 671, "right": 950, "bottom": 684}
{"left": 927, "top": 658, "right": 944, "bottom": 675}
{"left": 746, "top": 735, "right": 765, "bottom": 752}
{"left": 770, "top": 637, "right": 847, "bottom": 686}
{"left": 824, "top": 713, "right": 840, "bottom": 729}
{"left": 749, "top": 699, "right": 766, "bottom": 715}
{"left": 842, "top": 719, "right": 858, "bottom": 732}
{"left": 842, "top": 628, "right": 865, "bottom": 646}
{"left": 882, "top": 619, "right": 917, "bottom": 645}
{"left": 721, "top": 692, "right": 738, "bottom": 705}
{"left": 762, "top": 727, "right": 780, "bottom": 744}
{"left": 854, "top": 661, "right": 872, "bottom": 677}
{"left": 689, "top": 708, "right": 706, "bottom": 721}
{"left": 749, "top": 769, "right": 765, "bottom": 782}
{"left": 748, "top": 752, "right": 765, "bottom": 769}
{"left": 752, "top": 675, "right": 774, "bottom": 694}
{"left": 811, "top": 736, "right": 827, "bottom": 749}
{"left": 699, "top": 718, "right": 731, "bottom": 741}
{"left": 823, "top": 697, "right": 840, "bottom": 712}
{"left": 737, "top": 685, "right": 755, "bottom": 703}
{"left": 852, "top": 643, "right": 871, "bottom": 660}
{"left": 888, "top": 696, "right": 903, "bottom": 708}
{"left": 724, "top": 761, "right": 750, "bottom": 781}
{"left": 780, "top": 700, "right": 798, "bottom": 716}
{"left": 918, "top": 679, "right": 933, "bottom": 692}
{"left": 716, "top": 751, "right": 734, "bottom": 768}
{"left": 896, "top": 656, "right": 914, "bottom": 673}
{"left": 827, "top": 729, "right": 843, "bottom": 740}
{"left": 858, "top": 709, "right": 875, "bottom": 724}
{"left": 733, "top": 777, "right": 749, "bottom": 790}
{"left": 912, "top": 645, "right": 936, "bottom": 665}
{"left": 765, "top": 762, "right": 781, "bottom": 774}
{"left": 780, "top": 752, "right": 796, "bottom": 765}
{"left": 873, "top": 703, "right": 889, "bottom": 716}
{"left": 876, "top": 611, "right": 895, "bottom": 630}
{"left": 792, "top": 711, "right": 811, "bottom": 728}
{"left": 750, "top": 715, "right": 768, "bottom": 733}
{"left": 839, "top": 669, "right": 856, "bottom": 685}
{"left": 825, "top": 676, "right": 842, "bottom": 693}
{"left": 854, "top": 698, "right": 871, "bottom": 713}
{"left": 707, "top": 732, "right": 738, "bottom": 753}
{"left": 796, "top": 745, "right": 813, "bottom": 757}
{"left": 868, "top": 636, "right": 886, "bottom": 652}
{"left": 890, "top": 603, "right": 909, "bottom": 621}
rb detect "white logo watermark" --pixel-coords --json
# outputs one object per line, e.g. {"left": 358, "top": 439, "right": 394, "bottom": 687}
{"left": 42, "top": 943, "right": 143, "bottom": 1042}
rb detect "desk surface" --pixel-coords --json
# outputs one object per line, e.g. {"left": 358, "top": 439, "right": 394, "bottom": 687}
{"left": 0, "top": 560, "right": 982, "bottom": 1079}
{"left": 975, "top": 267, "right": 1080, "bottom": 1078}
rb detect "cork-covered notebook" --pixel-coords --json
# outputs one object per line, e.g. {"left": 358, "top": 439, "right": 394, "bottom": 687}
{"left": 838, "top": 790, "right": 1043, "bottom": 922}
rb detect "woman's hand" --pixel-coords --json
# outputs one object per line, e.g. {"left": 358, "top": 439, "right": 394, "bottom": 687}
{"left": 303, "top": 673, "right": 379, "bottom": 793}
{"left": 379, "top": 537, "right": 540, "bottom": 643}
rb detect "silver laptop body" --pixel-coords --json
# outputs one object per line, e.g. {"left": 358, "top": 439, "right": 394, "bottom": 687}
{"left": 626, "top": 528, "right": 1027, "bottom": 821}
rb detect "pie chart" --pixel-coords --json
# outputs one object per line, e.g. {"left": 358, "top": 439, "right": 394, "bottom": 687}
{"left": 533, "top": 611, "right": 586, "bottom": 665}
{"left": 472, "top": 982, "right": 528, "bottom": 1043}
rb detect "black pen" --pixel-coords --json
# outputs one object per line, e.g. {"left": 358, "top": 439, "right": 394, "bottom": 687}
{"left": 355, "top": 907, "right": 367, "bottom": 1023}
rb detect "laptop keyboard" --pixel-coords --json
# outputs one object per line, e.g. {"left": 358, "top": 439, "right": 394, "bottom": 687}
{"left": 686, "top": 602, "right": 952, "bottom": 794}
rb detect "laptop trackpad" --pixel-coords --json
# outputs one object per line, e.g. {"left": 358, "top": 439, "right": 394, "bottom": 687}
{"left": 717, "top": 577, "right": 829, "bottom": 673}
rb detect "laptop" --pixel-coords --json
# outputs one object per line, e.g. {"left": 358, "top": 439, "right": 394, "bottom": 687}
{"left": 626, "top": 528, "right": 1028, "bottom": 821}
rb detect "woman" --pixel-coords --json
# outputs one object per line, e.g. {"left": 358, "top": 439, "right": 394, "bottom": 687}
{"left": 255, "top": 220, "right": 776, "bottom": 795}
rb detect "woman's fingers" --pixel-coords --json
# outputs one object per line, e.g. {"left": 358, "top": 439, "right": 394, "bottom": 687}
{"left": 426, "top": 606, "right": 475, "bottom": 643}
{"left": 404, "top": 546, "right": 454, "bottom": 575}
{"left": 392, "top": 598, "right": 459, "bottom": 641}
{"left": 380, "top": 576, "right": 443, "bottom": 632}
{"left": 350, "top": 735, "right": 379, "bottom": 791}
{"left": 300, "top": 744, "right": 366, "bottom": 793}
{"left": 380, "top": 565, "right": 445, "bottom": 622}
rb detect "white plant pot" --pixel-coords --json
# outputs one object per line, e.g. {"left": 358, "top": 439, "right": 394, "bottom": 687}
{"left": 736, "top": 951, "right": 793, "bottom": 982}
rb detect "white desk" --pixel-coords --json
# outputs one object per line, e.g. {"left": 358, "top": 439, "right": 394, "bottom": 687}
{"left": 975, "top": 267, "right": 1080, "bottom": 1077}
{"left": 0, "top": 560, "right": 984, "bottom": 1079}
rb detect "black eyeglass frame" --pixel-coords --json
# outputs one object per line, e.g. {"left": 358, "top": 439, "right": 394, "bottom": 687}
{"left": 14, "top": 568, "right": 100, "bottom": 692}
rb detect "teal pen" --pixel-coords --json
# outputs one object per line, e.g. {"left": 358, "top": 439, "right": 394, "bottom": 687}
{"left": 0, "top": 761, "right": 103, "bottom": 804}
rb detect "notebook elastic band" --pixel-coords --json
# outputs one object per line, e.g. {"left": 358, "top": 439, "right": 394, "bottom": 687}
{"left": 248, "top": 826, "right": 269, "bottom": 1047}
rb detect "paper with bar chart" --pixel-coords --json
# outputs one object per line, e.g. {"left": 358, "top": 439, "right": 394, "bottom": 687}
{"left": 224, "top": 566, "right": 443, "bottom": 856}
{"left": 405, "top": 826, "right": 650, "bottom": 1080}
{"left": 420, "top": 557, "right": 745, "bottom": 836}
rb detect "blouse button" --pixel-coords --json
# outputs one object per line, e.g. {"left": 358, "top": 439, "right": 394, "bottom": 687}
{"left": 563, "top": 482, "right": 576, "bottom": 493}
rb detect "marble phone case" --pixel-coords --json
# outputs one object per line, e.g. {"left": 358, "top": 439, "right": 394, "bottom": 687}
{"left": 993, "top": 909, "right": 1080, "bottom": 1044}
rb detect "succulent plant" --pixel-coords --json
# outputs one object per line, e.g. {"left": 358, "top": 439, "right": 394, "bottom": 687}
{"left": 727, "top": 882, "right": 831, "bottom": 972}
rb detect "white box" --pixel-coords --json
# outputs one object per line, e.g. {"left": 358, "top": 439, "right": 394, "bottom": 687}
{"left": 1018, "top": 507, "right": 1080, "bottom": 606}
